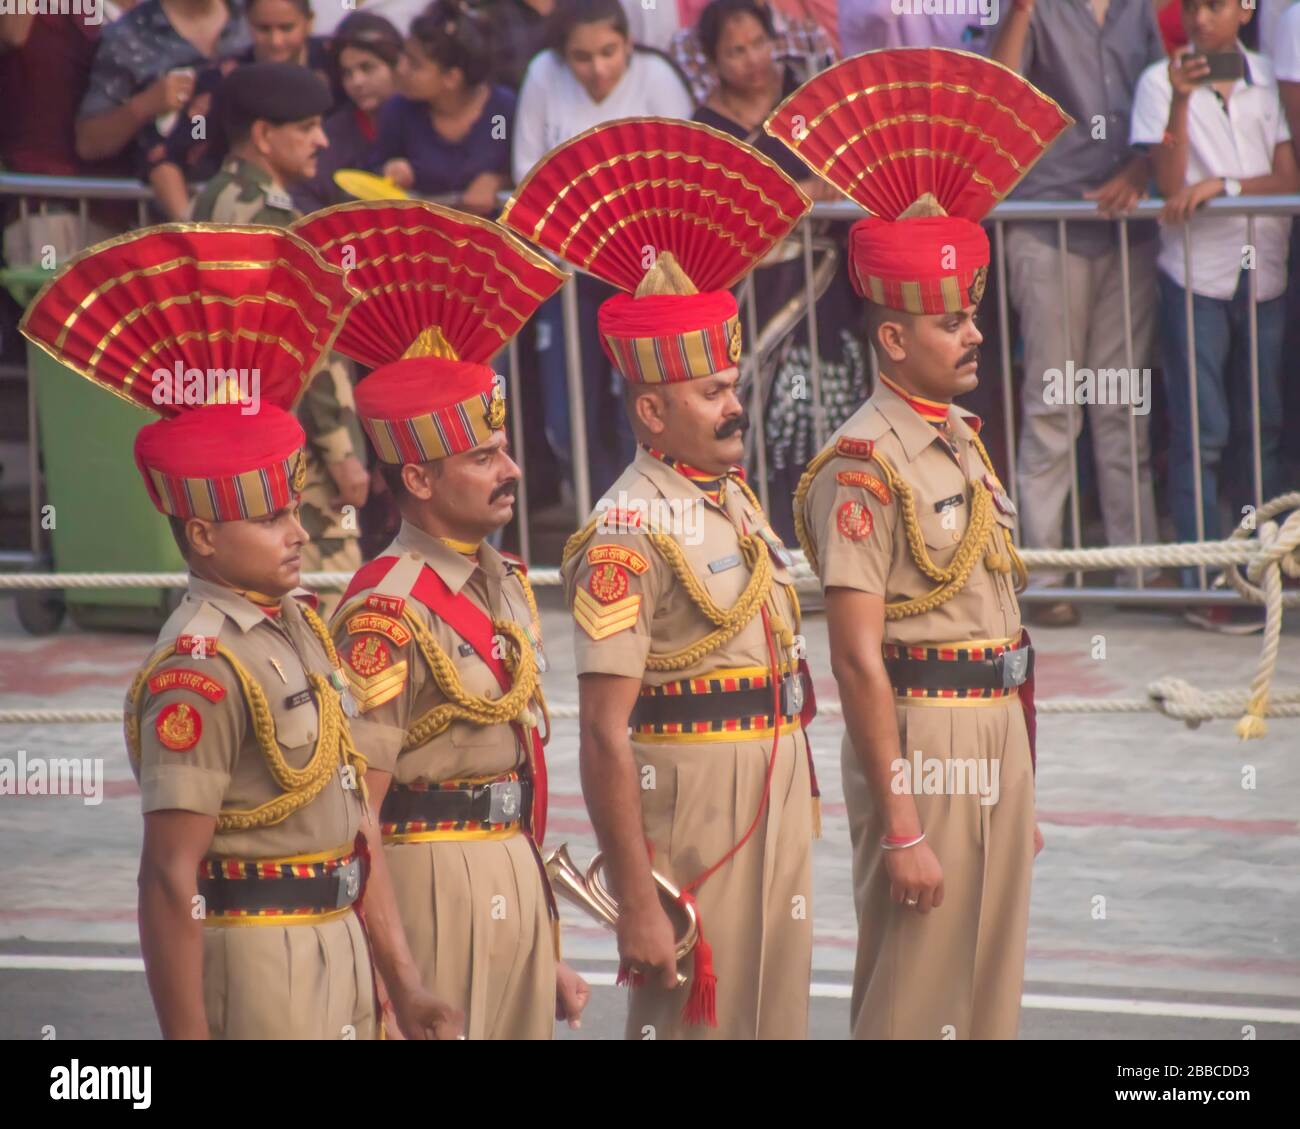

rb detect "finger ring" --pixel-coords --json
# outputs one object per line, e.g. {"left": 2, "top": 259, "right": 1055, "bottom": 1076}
{"left": 906, "top": 897, "right": 918, "bottom": 906}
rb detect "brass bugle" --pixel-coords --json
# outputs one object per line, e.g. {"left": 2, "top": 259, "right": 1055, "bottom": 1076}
{"left": 544, "top": 844, "right": 698, "bottom": 983}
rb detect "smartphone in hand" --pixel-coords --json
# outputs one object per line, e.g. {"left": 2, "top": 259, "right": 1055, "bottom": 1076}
{"left": 1183, "top": 51, "right": 1246, "bottom": 84}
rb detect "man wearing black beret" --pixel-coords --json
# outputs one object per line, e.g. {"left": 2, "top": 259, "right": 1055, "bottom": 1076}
{"left": 189, "top": 61, "right": 331, "bottom": 225}
{"left": 192, "top": 60, "right": 370, "bottom": 618}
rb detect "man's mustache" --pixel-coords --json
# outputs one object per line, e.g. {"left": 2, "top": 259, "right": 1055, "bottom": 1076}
{"left": 490, "top": 479, "right": 519, "bottom": 503}
{"left": 715, "top": 410, "right": 750, "bottom": 440}
{"left": 957, "top": 348, "right": 980, "bottom": 369}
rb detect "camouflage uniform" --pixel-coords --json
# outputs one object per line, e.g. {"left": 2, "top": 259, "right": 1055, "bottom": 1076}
{"left": 296, "top": 355, "right": 366, "bottom": 607}
{"left": 188, "top": 156, "right": 300, "bottom": 227}
{"left": 191, "top": 158, "right": 364, "bottom": 605}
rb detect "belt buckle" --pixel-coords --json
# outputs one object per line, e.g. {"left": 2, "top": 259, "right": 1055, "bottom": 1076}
{"left": 487, "top": 779, "right": 523, "bottom": 824}
{"left": 779, "top": 670, "right": 804, "bottom": 716}
{"left": 335, "top": 857, "right": 362, "bottom": 908}
{"left": 999, "top": 647, "right": 1030, "bottom": 689}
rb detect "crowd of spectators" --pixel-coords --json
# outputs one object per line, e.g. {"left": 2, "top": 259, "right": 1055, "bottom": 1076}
{"left": 0, "top": 0, "right": 1298, "bottom": 632}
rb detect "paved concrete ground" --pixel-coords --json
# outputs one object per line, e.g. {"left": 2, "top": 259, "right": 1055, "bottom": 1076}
{"left": 1, "top": 591, "right": 1297, "bottom": 1039}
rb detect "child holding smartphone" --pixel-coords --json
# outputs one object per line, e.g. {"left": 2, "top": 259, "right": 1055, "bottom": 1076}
{"left": 1131, "top": 0, "right": 1299, "bottom": 632}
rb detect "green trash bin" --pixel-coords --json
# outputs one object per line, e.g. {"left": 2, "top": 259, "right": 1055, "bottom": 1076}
{"left": 3, "top": 266, "right": 183, "bottom": 634}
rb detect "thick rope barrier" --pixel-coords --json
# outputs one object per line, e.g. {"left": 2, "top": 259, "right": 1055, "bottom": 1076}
{"left": 7, "top": 691, "right": 1300, "bottom": 728}
{"left": 3, "top": 493, "right": 1298, "bottom": 739}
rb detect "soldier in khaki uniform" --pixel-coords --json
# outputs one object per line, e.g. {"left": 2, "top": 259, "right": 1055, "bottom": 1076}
{"left": 502, "top": 120, "right": 817, "bottom": 1038}
{"left": 769, "top": 49, "right": 1072, "bottom": 1038}
{"left": 21, "top": 225, "right": 461, "bottom": 1040}
{"left": 293, "top": 200, "right": 588, "bottom": 1038}
{"left": 192, "top": 62, "right": 368, "bottom": 600}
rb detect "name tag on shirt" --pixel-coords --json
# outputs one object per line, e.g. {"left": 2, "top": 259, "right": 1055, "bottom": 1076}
{"left": 265, "top": 186, "right": 295, "bottom": 211}
{"left": 708, "top": 553, "right": 742, "bottom": 574}
{"left": 934, "top": 494, "right": 965, "bottom": 513}
{"left": 283, "top": 688, "right": 313, "bottom": 710}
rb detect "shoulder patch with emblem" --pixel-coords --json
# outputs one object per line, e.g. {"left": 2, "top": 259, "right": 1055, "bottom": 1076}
{"left": 341, "top": 635, "right": 408, "bottom": 712}
{"left": 364, "top": 593, "right": 405, "bottom": 618}
{"left": 174, "top": 634, "right": 218, "bottom": 658}
{"left": 346, "top": 612, "right": 412, "bottom": 647}
{"left": 155, "top": 702, "right": 202, "bottom": 751}
{"left": 586, "top": 544, "right": 649, "bottom": 574}
{"left": 835, "top": 437, "right": 875, "bottom": 461}
{"left": 148, "top": 669, "right": 226, "bottom": 702}
{"left": 588, "top": 563, "right": 630, "bottom": 604}
{"left": 836, "top": 470, "right": 891, "bottom": 505}
{"left": 837, "top": 500, "right": 873, "bottom": 541}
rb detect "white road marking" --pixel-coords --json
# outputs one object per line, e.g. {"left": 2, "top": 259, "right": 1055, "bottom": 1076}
{"left": 3, "top": 956, "right": 1297, "bottom": 1024}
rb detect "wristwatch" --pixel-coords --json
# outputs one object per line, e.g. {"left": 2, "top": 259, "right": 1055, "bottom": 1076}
{"left": 1223, "top": 177, "right": 1242, "bottom": 197}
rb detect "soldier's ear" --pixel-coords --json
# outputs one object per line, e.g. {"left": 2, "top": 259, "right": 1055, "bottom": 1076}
{"left": 877, "top": 317, "right": 910, "bottom": 365}
{"left": 187, "top": 517, "right": 218, "bottom": 560}
{"left": 631, "top": 387, "right": 669, "bottom": 437}
{"left": 248, "top": 119, "right": 275, "bottom": 159}
{"left": 401, "top": 460, "right": 440, "bottom": 501}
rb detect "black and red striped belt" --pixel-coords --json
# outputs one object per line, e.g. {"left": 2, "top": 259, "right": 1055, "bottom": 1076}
{"left": 883, "top": 633, "right": 1032, "bottom": 701}
{"left": 380, "top": 771, "right": 529, "bottom": 843}
{"left": 198, "top": 843, "right": 361, "bottom": 925}
{"left": 630, "top": 665, "right": 806, "bottom": 742}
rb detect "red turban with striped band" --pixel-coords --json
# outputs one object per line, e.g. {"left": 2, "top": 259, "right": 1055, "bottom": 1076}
{"left": 765, "top": 49, "right": 1073, "bottom": 315}
{"left": 500, "top": 118, "right": 810, "bottom": 383}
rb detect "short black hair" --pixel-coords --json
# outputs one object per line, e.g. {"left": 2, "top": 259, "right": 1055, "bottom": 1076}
{"left": 696, "top": 0, "right": 775, "bottom": 64}
{"left": 546, "top": 0, "right": 629, "bottom": 55}
{"left": 248, "top": 0, "right": 313, "bottom": 17}
{"left": 331, "top": 11, "right": 404, "bottom": 73}
{"left": 410, "top": 1, "right": 494, "bottom": 88}
{"left": 167, "top": 515, "right": 193, "bottom": 561}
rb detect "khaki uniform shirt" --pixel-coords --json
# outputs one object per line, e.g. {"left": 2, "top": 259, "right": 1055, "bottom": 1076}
{"left": 561, "top": 446, "right": 802, "bottom": 687}
{"left": 802, "top": 381, "right": 1021, "bottom": 645}
{"left": 333, "top": 521, "right": 545, "bottom": 785}
{"left": 129, "top": 576, "right": 364, "bottom": 860}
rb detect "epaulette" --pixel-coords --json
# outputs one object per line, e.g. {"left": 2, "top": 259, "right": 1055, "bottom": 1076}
{"left": 834, "top": 437, "right": 875, "bottom": 461}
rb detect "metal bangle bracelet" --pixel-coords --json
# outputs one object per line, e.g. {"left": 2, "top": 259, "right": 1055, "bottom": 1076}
{"left": 880, "top": 831, "right": 926, "bottom": 851}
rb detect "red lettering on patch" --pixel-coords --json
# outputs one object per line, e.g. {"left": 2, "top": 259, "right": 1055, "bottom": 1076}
{"left": 147, "top": 669, "right": 226, "bottom": 702}
{"left": 174, "top": 634, "right": 218, "bottom": 658}
{"left": 586, "top": 544, "right": 649, "bottom": 574}
{"left": 837, "top": 470, "right": 891, "bottom": 505}
{"left": 365, "top": 593, "right": 405, "bottom": 618}
{"left": 835, "top": 437, "right": 874, "bottom": 460}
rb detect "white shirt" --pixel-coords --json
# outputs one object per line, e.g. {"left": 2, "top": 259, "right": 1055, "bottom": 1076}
{"left": 310, "top": 0, "right": 428, "bottom": 37}
{"left": 1130, "top": 46, "right": 1292, "bottom": 301}
{"left": 620, "top": 0, "right": 683, "bottom": 51}
{"left": 511, "top": 48, "right": 694, "bottom": 183}
{"left": 1272, "top": 2, "right": 1300, "bottom": 82}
